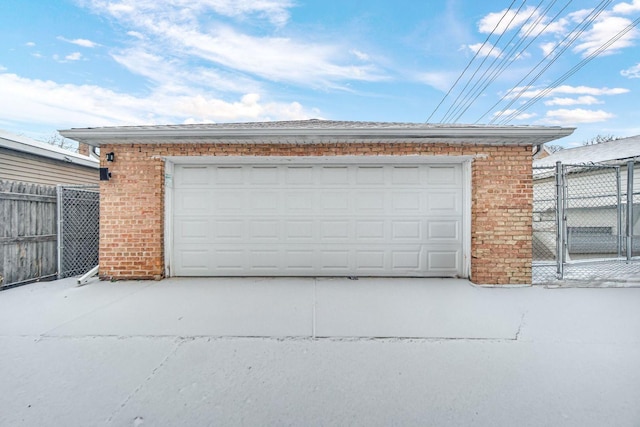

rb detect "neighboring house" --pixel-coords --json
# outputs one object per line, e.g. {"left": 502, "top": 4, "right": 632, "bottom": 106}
{"left": 0, "top": 129, "right": 99, "bottom": 186}
{"left": 60, "top": 120, "right": 573, "bottom": 285}
{"left": 533, "top": 135, "right": 640, "bottom": 258}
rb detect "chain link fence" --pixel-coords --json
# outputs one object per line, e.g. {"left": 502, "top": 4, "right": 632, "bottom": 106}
{"left": 57, "top": 185, "right": 100, "bottom": 279}
{"left": 533, "top": 162, "right": 640, "bottom": 284}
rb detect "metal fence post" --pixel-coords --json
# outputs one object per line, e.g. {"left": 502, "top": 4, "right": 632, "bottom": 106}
{"left": 627, "top": 161, "right": 634, "bottom": 261}
{"left": 617, "top": 166, "right": 622, "bottom": 258}
{"left": 555, "top": 162, "right": 564, "bottom": 278}
{"left": 56, "top": 185, "right": 63, "bottom": 279}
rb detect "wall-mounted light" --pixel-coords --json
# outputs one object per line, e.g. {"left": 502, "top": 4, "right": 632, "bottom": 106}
{"left": 99, "top": 167, "right": 111, "bottom": 181}
{"left": 106, "top": 152, "right": 115, "bottom": 162}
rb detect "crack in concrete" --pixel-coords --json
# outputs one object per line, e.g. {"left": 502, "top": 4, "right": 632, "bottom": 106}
{"left": 2, "top": 333, "right": 521, "bottom": 342}
{"left": 514, "top": 312, "right": 527, "bottom": 341}
{"left": 105, "top": 337, "right": 186, "bottom": 425}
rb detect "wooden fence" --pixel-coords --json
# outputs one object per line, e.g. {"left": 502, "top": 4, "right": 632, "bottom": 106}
{"left": 0, "top": 180, "right": 57, "bottom": 288}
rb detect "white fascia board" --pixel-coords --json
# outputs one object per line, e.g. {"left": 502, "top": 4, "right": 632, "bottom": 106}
{"left": 59, "top": 126, "right": 575, "bottom": 146}
{"left": 0, "top": 131, "right": 99, "bottom": 169}
{"left": 161, "top": 155, "right": 478, "bottom": 165}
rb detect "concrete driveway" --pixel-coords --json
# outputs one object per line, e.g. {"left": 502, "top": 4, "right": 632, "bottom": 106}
{"left": 1, "top": 277, "right": 639, "bottom": 426}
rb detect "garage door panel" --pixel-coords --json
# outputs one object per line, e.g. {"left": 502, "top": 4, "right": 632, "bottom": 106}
{"left": 427, "top": 250, "right": 460, "bottom": 272}
{"left": 173, "top": 163, "right": 465, "bottom": 277}
{"left": 215, "top": 166, "right": 244, "bottom": 184}
{"left": 321, "top": 221, "right": 350, "bottom": 239}
{"left": 212, "top": 191, "right": 244, "bottom": 212}
{"left": 176, "top": 218, "right": 210, "bottom": 241}
{"left": 320, "top": 166, "right": 349, "bottom": 184}
{"left": 427, "top": 165, "right": 462, "bottom": 185}
{"left": 250, "top": 221, "right": 280, "bottom": 239}
{"left": 392, "top": 251, "right": 422, "bottom": 269}
{"left": 426, "top": 190, "right": 462, "bottom": 214}
{"left": 392, "top": 192, "right": 422, "bottom": 211}
{"left": 392, "top": 166, "right": 421, "bottom": 184}
{"left": 175, "top": 190, "right": 211, "bottom": 213}
{"left": 427, "top": 220, "right": 460, "bottom": 240}
{"left": 392, "top": 221, "right": 422, "bottom": 240}
{"left": 320, "top": 192, "right": 350, "bottom": 211}
{"left": 250, "top": 192, "right": 279, "bottom": 211}
{"left": 286, "top": 166, "right": 314, "bottom": 184}
{"left": 249, "top": 166, "right": 279, "bottom": 184}
{"left": 285, "top": 192, "right": 314, "bottom": 211}
{"left": 356, "top": 166, "right": 385, "bottom": 184}
{"left": 213, "top": 220, "right": 244, "bottom": 240}
{"left": 285, "top": 221, "right": 315, "bottom": 240}
{"left": 177, "top": 166, "right": 209, "bottom": 185}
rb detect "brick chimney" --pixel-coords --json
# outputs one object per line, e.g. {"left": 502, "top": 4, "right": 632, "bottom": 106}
{"left": 78, "top": 143, "right": 92, "bottom": 157}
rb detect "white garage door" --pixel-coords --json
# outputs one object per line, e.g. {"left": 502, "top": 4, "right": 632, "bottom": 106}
{"left": 172, "top": 162, "right": 464, "bottom": 277}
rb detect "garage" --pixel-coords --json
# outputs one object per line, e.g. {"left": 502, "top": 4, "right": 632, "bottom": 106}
{"left": 170, "top": 159, "right": 466, "bottom": 277}
{"left": 60, "top": 120, "right": 575, "bottom": 284}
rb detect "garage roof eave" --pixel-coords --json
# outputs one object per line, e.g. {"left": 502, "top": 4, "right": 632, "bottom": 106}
{"left": 59, "top": 123, "right": 575, "bottom": 147}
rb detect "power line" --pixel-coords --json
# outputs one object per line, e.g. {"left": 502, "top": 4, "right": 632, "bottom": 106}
{"left": 462, "top": 0, "right": 574, "bottom": 124}
{"left": 497, "top": 15, "right": 640, "bottom": 124}
{"left": 472, "top": 0, "right": 572, "bottom": 124}
{"left": 486, "top": 0, "right": 613, "bottom": 124}
{"left": 440, "top": 0, "right": 526, "bottom": 123}
{"left": 425, "top": 0, "right": 519, "bottom": 123}
{"left": 446, "top": 0, "right": 558, "bottom": 123}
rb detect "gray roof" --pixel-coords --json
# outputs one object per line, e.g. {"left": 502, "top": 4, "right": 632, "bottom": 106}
{"left": 535, "top": 135, "right": 640, "bottom": 167}
{"left": 60, "top": 119, "right": 574, "bottom": 147}
{"left": 0, "top": 129, "right": 99, "bottom": 168}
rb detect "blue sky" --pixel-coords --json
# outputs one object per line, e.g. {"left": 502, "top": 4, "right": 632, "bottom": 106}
{"left": 0, "top": 0, "right": 639, "bottom": 147}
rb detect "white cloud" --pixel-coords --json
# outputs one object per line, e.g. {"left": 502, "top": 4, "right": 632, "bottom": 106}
{"left": 193, "top": 0, "right": 295, "bottom": 27}
{"left": 0, "top": 72, "right": 317, "bottom": 128}
{"left": 87, "top": 0, "right": 294, "bottom": 27}
{"left": 572, "top": 16, "right": 639, "bottom": 57}
{"left": 65, "top": 52, "right": 83, "bottom": 61}
{"left": 111, "top": 48, "right": 261, "bottom": 94}
{"left": 621, "top": 62, "right": 640, "bottom": 78}
{"left": 506, "top": 85, "right": 629, "bottom": 99}
{"left": 540, "top": 42, "right": 556, "bottom": 56}
{"left": 542, "top": 108, "right": 614, "bottom": 124}
{"left": 544, "top": 96, "right": 602, "bottom": 106}
{"left": 82, "top": 0, "right": 386, "bottom": 88}
{"left": 613, "top": 0, "right": 640, "bottom": 14}
{"left": 478, "top": 6, "right": 568, "bottom": 36}
{"left": 351, "top": 49, "right": 370, "bottom": 61}
{"left": 492, "top": 109, "right": 536, "bottom": 120}
{"left": 467, "top": 42, "right": 502, "bottom": 58}
{"left": 127, "top": 31, "right": 145, "bottom": 39}
{"left": 0, "top": 65, "right": 6, "bottom": 72}
{"left": 58, "top": 36, "right": 100, "bottom": 48}
{"left": 416, "top": 71, "right": 457, "bottom": 92}
{"left": 25, "top": 42, "right": 36, "bottom": 47}
{"left": 478, "top": 7, "right": 533, "bottom": 35}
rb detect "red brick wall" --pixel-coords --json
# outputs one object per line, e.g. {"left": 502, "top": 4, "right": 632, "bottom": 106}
{"left": 99, "top": 142, "right": 532, "bottom": 284}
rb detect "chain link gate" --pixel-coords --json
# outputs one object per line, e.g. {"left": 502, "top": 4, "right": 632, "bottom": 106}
{"left": 533, "top": 162, "right": 640, "bottom": 284}
{"left": 57, "top": 185, "right": 100, "bottom": 279}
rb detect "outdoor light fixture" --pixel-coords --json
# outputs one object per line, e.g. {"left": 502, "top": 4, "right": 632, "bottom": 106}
{"left": 99, "top": 168, "right": 111, "bottom": 181}
{"left": 106, "top": 152, "right": 115, "bottom": 162}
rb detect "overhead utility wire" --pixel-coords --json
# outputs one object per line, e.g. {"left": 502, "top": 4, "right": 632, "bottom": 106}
{"left": 497, "top": 15, "right": 640, "bottom": 124}
{"left": 472, "top": 0, "right": 572, "bottom": 124}
{"left": 454, "top": 0, "right": 572, "bottom": 124}
{"left": 440, "top": 0, "right": 528, "bottom": 123}
{"left": 446, "top": 0, "right": 555, "bottom": 123}
{"left": 425, "top": 0, "right": 519, "bottom": 123}
{"left": 485, "top": 0, "right": 612, "bottom": 124}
